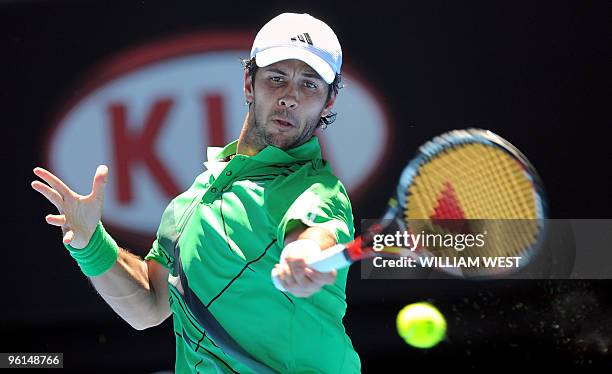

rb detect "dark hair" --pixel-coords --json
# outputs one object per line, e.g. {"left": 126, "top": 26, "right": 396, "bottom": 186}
{"left": 242, "top": 57, "right": 342, "bottom": 129}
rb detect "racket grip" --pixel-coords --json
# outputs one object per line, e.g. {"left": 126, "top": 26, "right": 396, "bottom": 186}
{"left": 271, "top": 244, "right": 350, "bottom": 292}
{"left": 305, "top": 244, "right": 351, "bottom": 272}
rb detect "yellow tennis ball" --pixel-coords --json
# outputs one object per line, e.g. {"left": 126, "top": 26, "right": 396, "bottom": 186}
{"left": 396, "top": 302, "right": 447, "bottom": 349}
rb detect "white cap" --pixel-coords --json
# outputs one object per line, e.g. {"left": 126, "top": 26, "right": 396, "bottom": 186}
{"left": 250, "top": 13, "right": 342, "bottom": 84}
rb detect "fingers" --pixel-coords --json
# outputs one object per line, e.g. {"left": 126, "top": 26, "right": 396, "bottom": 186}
{"left": 89, "top": 165, "right": 109, "bottom": 200}
{"left": 273, "top": 264, "right": 297, "bottom": 291}
{"left": 33, "top": 167, "right": 73, "bottom": 198}
{"left": 286, "top": 258, "right": 311, "bottom": 289}
{"left": 31, "top": 180, "right": 64, "bottom": 212}
{"left": 45, "top": 214, "right": 66, "bottom": 227}
{"left": 275, "top": 260, "right": 337, "bottom": 297}
{"left": 63, "top": 230, "right": 75, "bottom": 244}
{"left": 304, "top": 268, "right": 337, "bottom": 285}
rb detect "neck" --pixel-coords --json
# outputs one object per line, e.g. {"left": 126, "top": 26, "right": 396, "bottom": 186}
{"left": 236, "top": 112, "right": 264, "bottom": 157}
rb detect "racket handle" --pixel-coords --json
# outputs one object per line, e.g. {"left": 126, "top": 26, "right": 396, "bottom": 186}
{"left": 306, "top": 244, "right": 351, "bottom": 272}
{"left": 271, "top": 244, "right": 351, "bottom": 292}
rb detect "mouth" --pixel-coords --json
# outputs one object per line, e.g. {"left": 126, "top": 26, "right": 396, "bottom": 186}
{"left": 272, "top": 118, "right": 295, "bottom": 130}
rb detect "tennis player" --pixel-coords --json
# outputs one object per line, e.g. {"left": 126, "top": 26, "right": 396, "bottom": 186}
{"left": 32, "top": 12, "right": 361, "bottom": 373}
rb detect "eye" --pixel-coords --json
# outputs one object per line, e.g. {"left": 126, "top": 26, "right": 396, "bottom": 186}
{"left": 303, "top": 81, "right": 317, "bottom": 89}
{"left": 270, "top": 76, "right": 284, "bottom": 83}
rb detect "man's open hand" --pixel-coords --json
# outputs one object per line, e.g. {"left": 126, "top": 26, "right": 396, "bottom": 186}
{"left": 31, "top": 165, "right": 109, "bottom": 249}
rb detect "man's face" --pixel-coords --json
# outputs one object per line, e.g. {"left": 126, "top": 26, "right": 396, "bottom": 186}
{"left": 244, "top": 59, "right": 335, "bottom": 150}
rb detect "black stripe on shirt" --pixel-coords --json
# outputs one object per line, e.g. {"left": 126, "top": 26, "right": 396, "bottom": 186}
{"left": 206, "top": 239, "right": 277, "bottom": 308}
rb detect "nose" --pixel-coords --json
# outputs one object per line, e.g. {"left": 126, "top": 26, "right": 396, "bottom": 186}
{"left": 278, "top": 84, "right": 298, "bottom": 109}
{"left": 278, "top": 97, "right": 297, "bottom": 109}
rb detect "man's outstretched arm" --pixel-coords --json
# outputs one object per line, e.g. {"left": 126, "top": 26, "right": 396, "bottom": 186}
{"left": 32, "top": 166, "right": 170, "bottom": 330}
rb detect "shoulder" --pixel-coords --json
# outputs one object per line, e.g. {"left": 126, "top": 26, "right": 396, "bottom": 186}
{"left": 271, "top": 159, "right": 347, "bottom": 196}
{"left": 265, "top": 160, "right": 350, "bottom": 213}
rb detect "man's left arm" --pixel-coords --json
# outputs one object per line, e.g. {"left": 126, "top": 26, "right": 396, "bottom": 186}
{"left": 272, "top": 223, "right": 338, "bottom": 297}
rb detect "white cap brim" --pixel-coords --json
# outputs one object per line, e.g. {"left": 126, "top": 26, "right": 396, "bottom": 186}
{"left": 255, "top": 46, "right": 336, "bottom": 84}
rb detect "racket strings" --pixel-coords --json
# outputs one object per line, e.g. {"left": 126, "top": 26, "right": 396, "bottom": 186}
{"left": 402, "top": 142, "right": 541, "bottom": 268}
{"left": 407, "top": 144, "right": 537, "bottom": 218}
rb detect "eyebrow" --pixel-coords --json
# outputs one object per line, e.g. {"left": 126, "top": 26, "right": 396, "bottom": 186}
{"left": 303, "top": 71, "right": 322, "bottom": 79}
{"left": 264, "top": 68, "right": 324, "bottom": 81}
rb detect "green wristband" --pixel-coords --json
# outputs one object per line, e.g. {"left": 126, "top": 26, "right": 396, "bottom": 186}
{"left": 64, "top": 222, "right": 119, "bottom": 277}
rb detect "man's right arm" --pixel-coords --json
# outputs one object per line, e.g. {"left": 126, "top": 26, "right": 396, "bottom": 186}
{"left": 90, "top": 251, "right": 171, "bottom": 330}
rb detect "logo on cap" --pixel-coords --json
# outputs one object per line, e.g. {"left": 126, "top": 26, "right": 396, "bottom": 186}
{"left": 290, "top": 33, "right": 314, "bottom": 45}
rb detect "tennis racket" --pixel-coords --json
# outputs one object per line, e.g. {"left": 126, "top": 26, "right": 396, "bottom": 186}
{"left": 272, "top": 128, "right": 548, "bottom": 289}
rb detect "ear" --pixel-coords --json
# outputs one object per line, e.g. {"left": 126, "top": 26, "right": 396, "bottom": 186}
{"left": 321, "top": 91, "right": 337, "bottom": 117}
{"left": 244, "top": 70, "right": 254, "bottom": 104}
